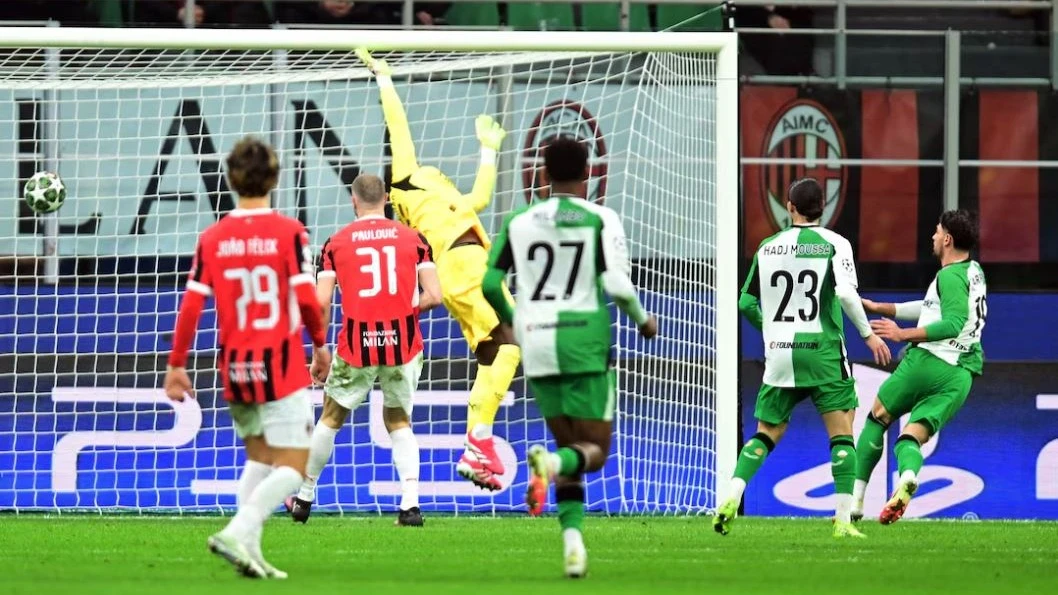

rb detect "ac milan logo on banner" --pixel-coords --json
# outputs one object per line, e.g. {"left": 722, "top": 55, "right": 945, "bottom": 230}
{"left": 522, "top": 100, "right": 608, "bottom": 204}
{"left": 761, "top": 99, "right": 847, "bottom": 230}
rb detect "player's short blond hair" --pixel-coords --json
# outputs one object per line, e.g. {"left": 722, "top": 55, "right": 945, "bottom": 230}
{"left": 352, "top": 174, "right": 386, "bottom": 206}
{"left": 226, "top": 136, "right": 279, "bottom": 198}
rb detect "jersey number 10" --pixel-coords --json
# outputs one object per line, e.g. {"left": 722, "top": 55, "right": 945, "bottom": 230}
{"left": 770, "top": 269, "right": 820, "bottom": 323}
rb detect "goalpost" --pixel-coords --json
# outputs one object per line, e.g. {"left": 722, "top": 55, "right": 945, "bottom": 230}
{"left": 0, "top": 27, "right": 738, "bottom": 514}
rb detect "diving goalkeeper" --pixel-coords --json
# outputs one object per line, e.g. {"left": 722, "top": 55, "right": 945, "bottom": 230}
{"left": 357, "top": 49, "right": 520, "bottom": 491}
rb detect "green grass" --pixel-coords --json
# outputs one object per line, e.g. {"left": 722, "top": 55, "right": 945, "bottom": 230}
{"left": 1, "top": 515, "right": 1055, "bottom": 594}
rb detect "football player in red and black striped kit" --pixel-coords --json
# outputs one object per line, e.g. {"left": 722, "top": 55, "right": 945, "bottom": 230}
{"left": 164, "top": 137, "right": 330, "bottom": 580}
{"left": 285, "top": 174, "right": 441, "bottom": 528}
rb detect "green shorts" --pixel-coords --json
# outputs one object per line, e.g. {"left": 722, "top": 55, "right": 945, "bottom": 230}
{"left": 877, "top": 347, "right": 972, "bottom": 434}
{"left": 755, "top": 378, "right": 858, "bottom": 425}
{"left": 527, "top": 369, "right": 616, "bottom": 422}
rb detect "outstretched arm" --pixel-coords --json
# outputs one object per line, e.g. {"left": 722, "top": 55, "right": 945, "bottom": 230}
{"left": 358, "top": 48, "right": 419, "bottom": 181}
{"left": 464, "top": 115, "right": 505, "bottom": 213}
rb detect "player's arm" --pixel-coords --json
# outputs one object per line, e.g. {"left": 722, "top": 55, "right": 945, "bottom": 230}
{"left": 862, "top": 298, "right": 923, "bottom": 321}
{"left": 482, "top": 215, "right": 515, "bottom": 325}
{"left": 315, "top": 239, "right": 338, "bottom": 329}
{"left": 357, "top": 48, "right": 418, "bottom": 181}
{"left": 415, "top": 232, "right": 442, "bottom": 311}
{"left": 737, "top": 254, "right": 764, "bottom": 330}
{"left": 872, "top": 269, "right": 969, "bottom": 343}
{"left": 289, "top": 229, "right": 327, "bottom": 350}
{"left": 463, "top": 115, "right": 506, "bottom": 213}
{"left": 599, "top": 210, "right": 656, "bottom": 338}
{"left": 831, "top": 240, "right": 873, "bottom": 340}
{"left": 165, "top": 243, "right": 212, "bottom": 402}
{"left": 832, "top": 239, "right": 890, "bottom": 364}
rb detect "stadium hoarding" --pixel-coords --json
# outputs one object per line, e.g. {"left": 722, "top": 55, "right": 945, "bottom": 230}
{"left": 742, "top": 85, "right": 1058, "bottom": 290}
{"left": 740, "top": 360, "right": 1058, "bottom": 520}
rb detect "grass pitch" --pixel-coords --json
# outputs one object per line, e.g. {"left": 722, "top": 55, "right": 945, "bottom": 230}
{"left": 1, "top": 515, "right": 1055, "bottom": 594}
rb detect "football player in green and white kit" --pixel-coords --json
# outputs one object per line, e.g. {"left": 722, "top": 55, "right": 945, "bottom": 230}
{"left": 854, "top": 209, "right": 986, "bottom": 524}
{"left": 714, "top": 178, "right": 891, "bottom": 539}
{"left": 482, "top": 137, "right": 657, "bottom": 578}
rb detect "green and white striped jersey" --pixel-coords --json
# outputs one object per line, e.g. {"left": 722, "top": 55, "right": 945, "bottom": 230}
{"left": 741, "top": 224, "right": 869, "bottom": 388}
{"left": 915, "top": 260, "right": 986, "bottom": 375}
{"left": 484, "top": 195, "right": 647, "bottom": 378}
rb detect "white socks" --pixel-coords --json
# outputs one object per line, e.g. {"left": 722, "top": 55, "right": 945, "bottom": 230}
{"left": 470, "top": 423, "right": 493, "bottom": 440}
{"left": 236, "top": 459, "right": 274, "bottom": 557}
{"left": 852, "top": 479, "right": 867, "bottom": 504}
{"left": 834, "top": 493, "right": 853, "bottom": 524}
{"left": 728, "top": 478, "right": 747, "bottom": 505}
{"left": 238, "top": 460, "right": 273, "bottom": 506}
{"left": 563, "top": 528, "right": 584, "bottom": 553}
{"left": 297, "top": 423, "right": 339, "bottom": 502}
{"left": 223, "top": 466, "right": 303, "bottom": 542}
{"left": 899, "top": 470, "right": 918, "bottom": 485}
{"left": 390, "top": 427, "right": 420, "bottom": 511}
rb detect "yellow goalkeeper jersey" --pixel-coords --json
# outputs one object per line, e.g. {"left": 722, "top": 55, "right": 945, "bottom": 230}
{"left": 390, "top": 165, "right": 494, "bottom": 254}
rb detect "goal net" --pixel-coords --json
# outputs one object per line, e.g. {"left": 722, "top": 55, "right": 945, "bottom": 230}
{"left": 0, "top": 28, "right": 738, "bottom": 514}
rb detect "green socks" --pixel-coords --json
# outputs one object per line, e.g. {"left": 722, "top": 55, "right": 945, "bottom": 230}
{"left": 556, "top": 484, "right": 585, "bottom": 531}
{"left": 855, "top": 414, "right": 887, "bottom": 482}
{"left": 556, "top": 447, "right": 585, "bottom": 476}
{"left": 894, "top": 435, "right": 924, "bottom": 476}
{"left": 830, "top": 435, "right": 856, "bottom": 495}
{"left": 733, "top": 433, "right": 775, "bottom": 483}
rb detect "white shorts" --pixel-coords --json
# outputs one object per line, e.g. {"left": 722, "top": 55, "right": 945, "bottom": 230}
{"left": 325, "top": 354, "right": 423, "bottom": 415}
{"left": 228, "top": 390, "right": 314, "bottom": 449}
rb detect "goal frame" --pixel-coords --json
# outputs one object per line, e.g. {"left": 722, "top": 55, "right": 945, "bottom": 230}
{"left": 0, "top": 26, "right": 739, "bottom": 512}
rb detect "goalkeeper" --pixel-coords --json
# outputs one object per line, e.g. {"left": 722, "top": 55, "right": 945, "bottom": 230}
{"left": 357, "top": 49, "right": 520, "bottom": 491}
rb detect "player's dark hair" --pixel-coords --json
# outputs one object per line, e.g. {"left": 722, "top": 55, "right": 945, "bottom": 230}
{"left": 787, "top": 178, "right": 824, "bottom": 221}
{"left": 543, "top": 136, "right": 589, "bottom": 184}
{"left": 226, "top": 136, "right": 279, "bottom": 198}
{"left": 352, "top": 174, "right": 386, "bottom": 206}
{"left": 939, "top": 209, "right": 978, "bottom": 251}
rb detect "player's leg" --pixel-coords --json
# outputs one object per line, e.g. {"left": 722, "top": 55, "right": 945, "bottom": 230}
{"left": 713, "top": 384, "right": 797, "bottom": 536}
{"left": 881, "top": 361, "right": 973, "bottom": 525}
{"left": 441, "top": 246, "right": 521, "bottom": 488}
{"left": 379, "top": 354, "right": 425, "bottom": 527}
{"left": 288, "top": 357, "right": 370, "bottom": 522}
{"left": 207, "top": 403, "right": 270, "bottom": 577}
{"left": 814, "top": 379, "right": 864, "bottom": 538}
{"left": 216, "top": 393, "right": 314, "bottom": 579}
{"left": 526, "top": 370, "right": 615, "bottom": 578}
{"left": 356, "top": 48, "right": 419, "bottom": 181}
{"left": 852, "top": 353, "right": 920, "bottom": 520}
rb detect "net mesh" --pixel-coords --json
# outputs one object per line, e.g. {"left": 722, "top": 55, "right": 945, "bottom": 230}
{"left": 0, "top": 46, "right": 722, "bottom": 514}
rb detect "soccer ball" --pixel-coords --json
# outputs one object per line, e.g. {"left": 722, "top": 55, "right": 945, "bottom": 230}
{"left": 24, "top": 171, "right": 66, "bottom": 214}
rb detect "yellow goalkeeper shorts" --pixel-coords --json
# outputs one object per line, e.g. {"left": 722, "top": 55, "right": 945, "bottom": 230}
{"left": 437, "top": 243, "right": 510, "bottom": 352}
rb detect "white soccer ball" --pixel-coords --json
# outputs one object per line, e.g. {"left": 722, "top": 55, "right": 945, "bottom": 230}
{"left": 24, "top": 171, "right": 66, "bottom": 214}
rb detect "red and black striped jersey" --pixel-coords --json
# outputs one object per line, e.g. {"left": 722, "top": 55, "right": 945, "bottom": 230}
{"left": 319, "top": 215, "right": 433, "bottom": 367}
{"left": 186, "top": 208, "right": 316, "bottom": 403}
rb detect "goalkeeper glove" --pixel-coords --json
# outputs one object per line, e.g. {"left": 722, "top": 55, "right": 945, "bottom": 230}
{"left": 475, "top": 115, "right": 507, "bottom": 151}
{"left": 355, "top": 48, "right": 391, "bottom": 76}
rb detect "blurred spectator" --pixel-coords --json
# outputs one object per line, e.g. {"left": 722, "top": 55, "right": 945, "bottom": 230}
{"left": 276, "top": 1, "right": 392, "bottom": 25}
{"left": 0, "top": 1, "right": 91, "bottom": 25}
{"left": 738, "top": 3, "right": 814, "bottom": 75}
{"left": 229, "top": 1, "right": 277, "bottom": 26}
{"left": 127, "top": 1, "right": 225, "bottom": 26}
{"left": 275, "top": 1, "right": 447, "bottom": 27}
